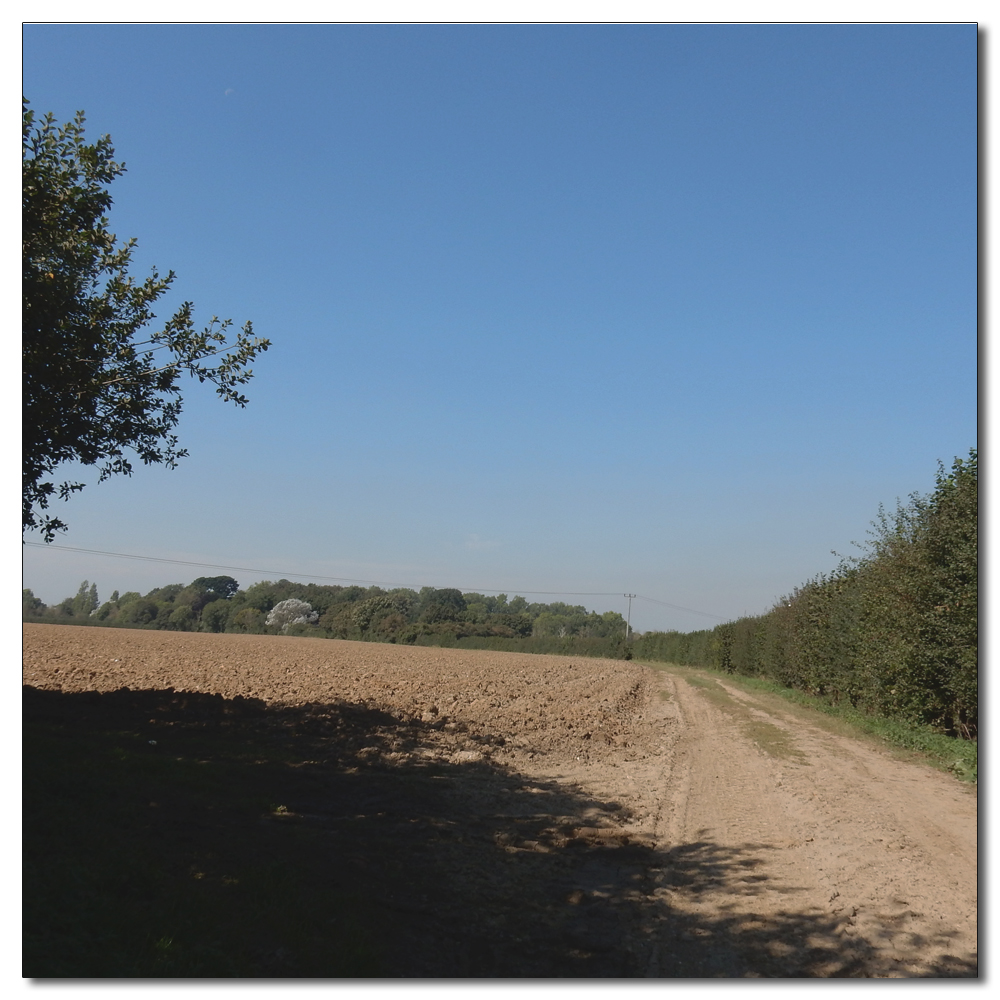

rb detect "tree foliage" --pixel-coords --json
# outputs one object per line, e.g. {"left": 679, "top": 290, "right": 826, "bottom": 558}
{"left": 191, "top": 576, "right": 240, "bottom": 600}
{"left": 22, "top": 100, "right": 270, "bottom": 540}
{"left": 633, "top": 449, "right": 978, "bottom": 739}
{"left": 265, "top": 599, "right": 319, "bottom": 633}
{"left": 25, "top": 575, "right": 626, "bottom": 656}
{"left": 71, "top": 580, "right": 99, "bottom": 618}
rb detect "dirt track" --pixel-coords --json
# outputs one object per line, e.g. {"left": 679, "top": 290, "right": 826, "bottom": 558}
{"left": 23, "top": 624, "right": 977, "bottom": 977}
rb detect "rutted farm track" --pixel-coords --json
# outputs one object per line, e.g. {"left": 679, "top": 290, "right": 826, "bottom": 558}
{"left": 23, "top": 624, "right": 977, "bottom": 977}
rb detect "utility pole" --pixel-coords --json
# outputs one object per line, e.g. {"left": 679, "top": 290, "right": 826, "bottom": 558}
{"left": 624, "top": 594, "right": 636, "bottom": 641}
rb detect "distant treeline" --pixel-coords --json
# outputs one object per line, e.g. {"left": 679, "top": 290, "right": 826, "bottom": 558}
{"left": 23, "top": 449, "right": 977, "bottom": 738}
{"left": 23, "top": 576, "right": 629, "bottom": 655}
{"left": 634, "top": 450, "right": 978, "bottom": 740}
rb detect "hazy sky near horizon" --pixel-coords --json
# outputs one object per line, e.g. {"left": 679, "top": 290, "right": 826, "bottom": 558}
{"left": 21, "top": 23, "right": 977, "bottom": 633}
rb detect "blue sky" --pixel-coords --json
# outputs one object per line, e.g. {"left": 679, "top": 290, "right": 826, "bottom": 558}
{"left": 21, "top": 23, "right": 977, "bottom": 633}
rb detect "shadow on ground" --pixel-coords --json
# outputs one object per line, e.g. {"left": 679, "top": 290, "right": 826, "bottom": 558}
{"left": 23, "top": 685, "right": 977, "bottom": 978}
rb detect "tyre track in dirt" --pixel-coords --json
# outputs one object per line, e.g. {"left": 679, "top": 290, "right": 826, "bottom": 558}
{"left": 638, "top": 668, "right": 978, "bottom": 977}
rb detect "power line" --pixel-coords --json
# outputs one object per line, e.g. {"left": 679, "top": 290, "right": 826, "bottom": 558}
{"left": 24, "top": 541, "right": 727, "bottom": 621}
{"left": 632, "top": 594, "right": 728, "bottom": 620}
{"left": 21, "top": 542, "right": 627, "bottom": 597}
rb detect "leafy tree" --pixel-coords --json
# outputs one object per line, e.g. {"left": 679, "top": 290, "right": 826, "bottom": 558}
{"left": 167, "top": 605, "right": 195, "bottom": 631}
{"left": 23, "top": 589, "right": 46, "bottom": 618}
{"left": 237, "top": 579, "right": 316, "bottom": 615}
{"left": 173, "top": 582, "right": 221, "bottom": 616}
{"left": 70, "top": 580, "right": 98, "bottom": 617}
{"left": 238, "top": 581, "right": 282, "bottom": 613}
{"left": 433, "top": 588, "right": 466, "bottom": 612}
{"left": 350, "top": 594, "right": 415, "bottom": 633}
{"left": 117, "top": 599, "right": 159, "bottom": 626}
{"left": 266, "top": 598, "right": 319, "bottom": 633}
{"left": 145, "top": 583, "right": 184, "bottom": 604}
{"left": 532, "top": 612, "right": 568, "bottom": 638}
{"left": 191, "top": 576, "right": 240, "bottom": 600}
{"left": 331, "top": 585, "right": 368, "bottom": 606}
{"left": 230, "top": 608, "right": 265, "bottom": 634}
{"left": 54, "top": 597, "right": 76, "bottom": 618}
{"left": 200, "top": 599, "right": 233, "bottom": 633}
{"left": 22, "top": 100, "right": 270, "bottom": 541}
{"left": 489, "top": 613, "right": 533, "bottom": 637}
{"left": 417, "top": 588, "right": 466, "bottom": 623}
{"left": 93, "top": 601, "right": 115, "bottom": 621}
{"left": 320, "top": 604, "right": 360, "bottom": 639}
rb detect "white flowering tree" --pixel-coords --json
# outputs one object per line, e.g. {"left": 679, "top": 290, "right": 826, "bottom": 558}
{"left": 265, "top": 598, "right": 318, "bottom": 633}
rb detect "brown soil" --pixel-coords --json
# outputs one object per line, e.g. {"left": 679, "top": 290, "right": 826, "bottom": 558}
{"left": 23, "top": 624, "right": 977, "bottom": 977}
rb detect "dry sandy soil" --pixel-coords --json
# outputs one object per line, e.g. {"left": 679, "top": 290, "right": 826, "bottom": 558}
{"left": 23, "top": 623, "right": 978, "bottom": 977}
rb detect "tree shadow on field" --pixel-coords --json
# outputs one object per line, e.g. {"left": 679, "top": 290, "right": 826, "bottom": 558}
{"left": 23, "top": 685, "right": 978, "bottom": 979}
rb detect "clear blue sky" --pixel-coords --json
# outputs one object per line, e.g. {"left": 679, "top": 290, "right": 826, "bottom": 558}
{"left": 21, "top": 23, "right": 977, "bottom": 633}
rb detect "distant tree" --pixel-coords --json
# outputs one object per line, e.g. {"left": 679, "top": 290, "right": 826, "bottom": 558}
{"left": 462, "top": 594, "right": 490, "bottom": 621}
{"left": 23, "top": 589, "right": 46, "bottom": 618}
{"left": 22, "top": 100, "right": 270, "bottom": 541}
{"left": 191, "top": 576, "right": 240, "bottom": 599}
{"left": 332, "top": 585, "right": 368, "bottom": 605}
{"left": 70, "top": 580, "right": 98, "bottom": 617}
{"left": 417, "top": 588, "right": 467, "bottom": 623}
{"left": 117, "top": 598, "right": 158, "bottom": 626}
{"left": 230, "top": 608, "right": 265, "bottom": 634}
{"left": 239, "top": 582, "right": 279, "bottom": 613}
{"left": 266, "top": 598, "right": 319, "bottom": 633}
{"left": 200, "top": 599, "right": 233, "bottom": 633}
{"left": 532, "top": 612, "right": 568, "bottom": 638}
{"left": 239, "top": 580, "right": 305, "bottom": 614}
{"left": 145, "top": 584, "right": 184, "bottom": 604}
{"left": 167, "top": 605, "right": 195, "bottom": 631}
{"left": 173, "top": 582, "right": 220, "bottom": 616}
{"left": 54, "top": 597, "right": 76, "bottom": 618}
{"left": 351, "top": 594, "right": 415, "bottom": 633}
{"left": 489, "top": 613, "right": 533, "bottom": 637}
{"left": 93, "top": 601, "right": 115, "bottom": 621}
{"left": 320, "top": 604, "right": 359, "bottom": 639}
{"left": 433, "top": 588, "right": 467, "bottom": 612}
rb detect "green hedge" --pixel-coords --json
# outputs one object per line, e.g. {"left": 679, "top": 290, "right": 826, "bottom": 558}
{"left": 633, "top": 450, "right": 977, "bottom": 740}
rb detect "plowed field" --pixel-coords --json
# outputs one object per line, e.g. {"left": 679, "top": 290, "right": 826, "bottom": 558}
{"left": 23, "top": 624, "right": 977, "bottom": 977}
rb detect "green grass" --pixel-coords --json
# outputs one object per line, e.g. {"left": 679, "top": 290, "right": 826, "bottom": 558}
{"left": 663, "top": 668, "right": 809, "bottom": 764}
{"left": 24, "top": 691, "right": 384, "bottom": 977}
{"left": 645, "top": 661, "right": 977, "bottom": 784}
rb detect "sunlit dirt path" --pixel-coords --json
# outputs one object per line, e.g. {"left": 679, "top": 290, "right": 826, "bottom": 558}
{"left": 629, "top": 668, "right": 978, "bottom": 976}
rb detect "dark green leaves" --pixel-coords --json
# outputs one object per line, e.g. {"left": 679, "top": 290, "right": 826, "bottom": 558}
{"left": 23, "top": 99, "right": 270, "bottom": 541}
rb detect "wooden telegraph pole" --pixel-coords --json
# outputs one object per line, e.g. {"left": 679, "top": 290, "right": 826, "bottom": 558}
{"left": 624, "top": 593, "right": 636, "bottom": 641}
